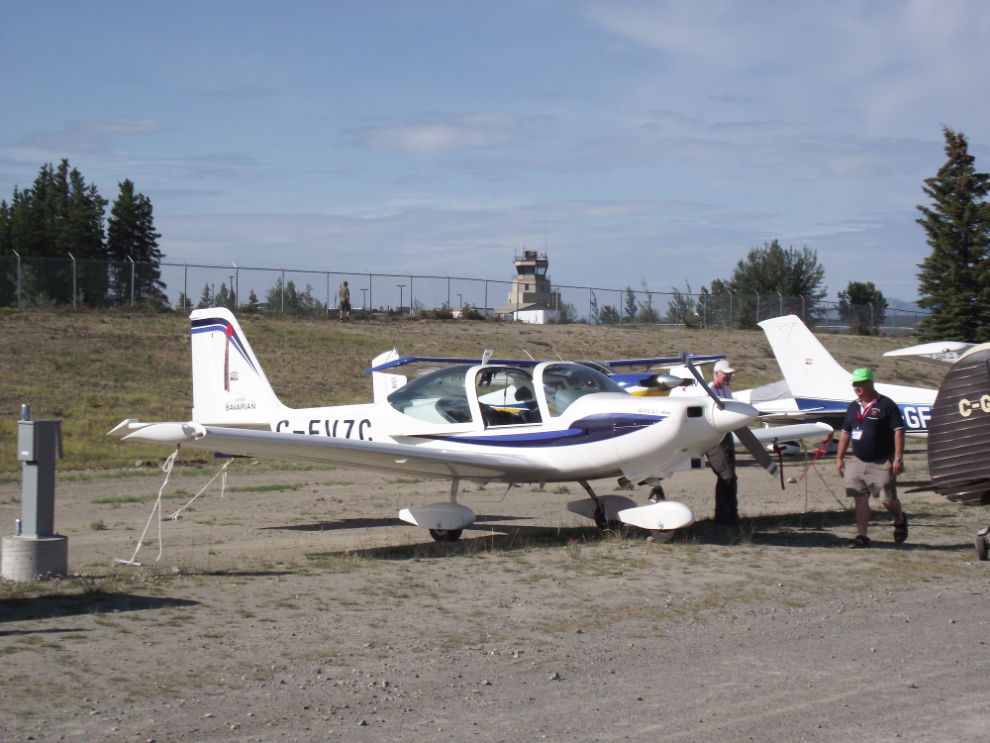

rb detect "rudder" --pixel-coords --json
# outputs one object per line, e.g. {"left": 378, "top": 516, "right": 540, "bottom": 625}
{"left": 190, "top": 308, "right": 285, "bottom": 427}
{"left": 758, "top": 315, "right": 850, "bottom": 402}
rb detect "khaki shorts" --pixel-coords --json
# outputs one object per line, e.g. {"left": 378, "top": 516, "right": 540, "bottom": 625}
{"left": 844, "top": 456, "right": 897, "bottom": 501}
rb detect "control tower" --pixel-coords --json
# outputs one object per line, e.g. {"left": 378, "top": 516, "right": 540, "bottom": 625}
{"left": 494, "top": 250, "right": 560, "bottom": 323}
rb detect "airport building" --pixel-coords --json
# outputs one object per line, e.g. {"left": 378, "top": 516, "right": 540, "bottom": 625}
{"left": 494, "top": 250, "right": 560, "bottom": 324}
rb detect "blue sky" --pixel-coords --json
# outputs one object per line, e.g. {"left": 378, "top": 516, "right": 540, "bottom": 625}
{"left": 3, "top": 0, "right": 990, "bottom": 305}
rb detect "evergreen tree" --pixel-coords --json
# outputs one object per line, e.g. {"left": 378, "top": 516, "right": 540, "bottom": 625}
{"left": 0, "top": 160, "right": 108, "bottom": 304}
{"left": 916, "top": 127, "right": 990, "bottom": 341}
{"left": 706, "top": 240, "right": 826, "bottom": 327}
{"left": 838, "top": 281, "right": 887, "bottom": 334}
{"left": 107, "top": 179, "right": 163, "bottom": 305}
{"left": 624, "top": 286, "right": 638, "bottom": 321}
{"left": 197, "top": 282, "right": 213, "bottom": 309}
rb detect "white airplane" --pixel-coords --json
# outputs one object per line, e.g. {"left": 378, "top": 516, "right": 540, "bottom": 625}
{"left": 109, "top": 309, "right": 824, "bottom": 543}
{"left": 757, "top": 315, "right": 938, "bottom": 437}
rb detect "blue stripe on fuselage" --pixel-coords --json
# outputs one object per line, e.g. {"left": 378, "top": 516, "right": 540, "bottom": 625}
{"left": 793, "top": 397, "right": 932, "bottom": 431}
{"left": 420, "top": 413, "right": 666, "bottom": 448}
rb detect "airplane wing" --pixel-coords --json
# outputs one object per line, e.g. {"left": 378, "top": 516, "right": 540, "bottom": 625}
{"left": 112, "top": 421, "right": 546, "bottom": 481}
{"left": 884, "top": 341, "right": 975, "bottom": 363}
{"left": 739, "top": 422, "right": 833, "bottom": 445}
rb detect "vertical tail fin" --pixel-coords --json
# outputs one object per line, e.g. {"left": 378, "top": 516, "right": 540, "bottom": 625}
{"left": 371, "top": 347, "right": 407, "bottom": 403}
{"left": 757, "top": 315, "right": 851, "bottom": 402}
{"left": 190, "top": 308, "right": 286, "bottom": 427}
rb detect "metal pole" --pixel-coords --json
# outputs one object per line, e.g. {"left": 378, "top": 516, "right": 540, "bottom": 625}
{"left": 555, "top": 284, "right": 560, "bottom": 324}
{"left": 588, "top": 286, "right": 592, "bottom": 324}
{"left": 617, "top": 289, "right": 622, "bottom": 325}
{"left": 128, "top": 256, "right": 135, "bottom": 305}
{"left": 13, "top": 251, "right": 20, "bottom": 310}
{"left": 648, "top": 292, "right": 652, "bottom": 325}
{"left": 280, "top": 266, "right": 284, "bottom": 314}
{"left": 447, "top": 276, "right": 451, "bottom": 310}
{"left": 398, "top": 284, "right": 405, "bottom": 315}
{"left": 232, "top": 261, "right": 239, "bottom": 312}
{"left": 409, "top": 275, "right": 414, "bottom": 316}
{"left": 484, "top": 279, "right": 488, "bottom": 319}
{"left": 703, "top": 292, "right": 707, "bottom": 329}
{"left": 869, "top": 303, "right": 874, "bottom": 336}
{"left": 183, "top": 261, "right": 187, "bottom": 311}
{"left": 326, "top": 271, "right": 330, "bottom": 316}
{"left": 756, "top": 292, "right": 760, "bottom": 323}
{"left": 69, "top": 253, "right": 76, "bottom": 310}
{"left": 729, "top": 292, "right": 733, "bottom": 328}
{"left": 802, "top": 296, "right": 806, "bottom": 322}
{"left": 778, "top": 291, "right": 782, "bottom": 316}
{"left": 367, "top": 270, "right": 373, "bottom": 311}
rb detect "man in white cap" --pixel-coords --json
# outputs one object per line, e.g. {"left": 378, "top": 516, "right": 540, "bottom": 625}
{"left": 707, "top": 359, "right": 739, "bottom": 525}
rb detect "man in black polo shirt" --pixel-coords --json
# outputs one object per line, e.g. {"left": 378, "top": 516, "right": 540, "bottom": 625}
{"left": 835, "top": 368, "right": 906, "bottom": 548}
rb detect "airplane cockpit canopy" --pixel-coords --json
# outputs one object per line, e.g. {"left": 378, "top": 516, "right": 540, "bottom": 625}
{"left": 387, "top": 364, "right": 473, "bottom": 424}
{"left": 540, "top": 363, "right": 626, "bottom": 417}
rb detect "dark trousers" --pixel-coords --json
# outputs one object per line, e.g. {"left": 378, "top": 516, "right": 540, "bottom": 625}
{"left": 706, "top": 433, "right": 739, "bottom": 525}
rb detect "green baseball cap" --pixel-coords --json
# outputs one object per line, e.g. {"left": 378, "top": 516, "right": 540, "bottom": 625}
{"left": 850, "top": 368, "right": 875, "bottom": 383}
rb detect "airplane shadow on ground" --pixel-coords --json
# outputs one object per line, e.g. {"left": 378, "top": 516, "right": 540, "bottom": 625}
{"left": 0, "top": 593, "right": 199, "bottom": 627}
{"left": 261, "top": 514, "right": 531, "bottom": 533}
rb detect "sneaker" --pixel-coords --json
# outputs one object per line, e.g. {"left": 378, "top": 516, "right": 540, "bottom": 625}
{"left": 894, "top": 514, "right": 908, "bottom": 544}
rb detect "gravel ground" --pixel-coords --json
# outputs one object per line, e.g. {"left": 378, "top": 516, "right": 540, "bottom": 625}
{"left": 2, "top": 444, "right": 990, "bottom": 742}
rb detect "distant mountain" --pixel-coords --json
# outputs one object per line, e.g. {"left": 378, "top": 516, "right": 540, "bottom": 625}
{"left": 886, "top": 297, "right": 923, "bottom": 312}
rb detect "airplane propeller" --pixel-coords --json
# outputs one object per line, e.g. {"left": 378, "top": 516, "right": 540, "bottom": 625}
{"left": 681, "top": 354, "right": 780, "bottom": 478}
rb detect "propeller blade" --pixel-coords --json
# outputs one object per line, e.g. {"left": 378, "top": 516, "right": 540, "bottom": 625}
{"left": 735, "top": 426, "right": 779, "bottom": 477}
{"left": 680, "top": 352, "right": 723, "bottom": 410}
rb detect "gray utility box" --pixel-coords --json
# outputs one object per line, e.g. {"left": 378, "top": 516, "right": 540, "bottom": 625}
{"left": 3, "top": 418, "right": 67, "bottom": 581}
{"left": 17, "top": 419, "right": 63, "bottom": 538}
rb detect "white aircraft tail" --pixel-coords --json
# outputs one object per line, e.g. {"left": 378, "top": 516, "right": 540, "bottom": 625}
{"left": 190, "top": 308, "right": 287, "bottom": 427}
{"left": 371, "top": 347, "right": 407, "bottom": 403}
{"left": 758, "top": 315, "right": 851, "bottom": 402}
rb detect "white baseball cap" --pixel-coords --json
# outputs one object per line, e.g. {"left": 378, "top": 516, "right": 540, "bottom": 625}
{"left": 713, "top": 359, "right": 736, "bottom": 374}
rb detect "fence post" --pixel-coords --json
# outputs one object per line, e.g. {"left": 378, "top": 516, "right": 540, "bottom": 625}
{"left": 647, "top": 292, "right": 652, "bottom": 325}
{"left": 369, "top": 271, "right": 373, "bottom": 311}
{"left": 801, "top": 296, "right": 806, "bottom": 323}
{"left": 588, "top": 286, "right": 592, "bottom": 324}
{"left": 325, "top": 271, "right": 330, "bottom": 316}
{"left": 756, "top": 292, "right": 760, "bottom": 323}
{"left": 409, "top": 275, "right": 414, "bottom": 316}
{"left": 231, "top": 262, "right": 239, "bottom": 313}
{"left": 703, "top": 292, "right": 707, "bottom": 329}
{"left": 869, "top": 303, "right": 874, "bottom": 336}
{"left": 69, "top": 253, "right": 77, "bottom": 310}
{"left": 729, "top": 292, "right": 733, "bottom": 328}
{"left": 128, "top": 256, "right": 135, "bottom": 306}
{"left": 777, "top": 291, "right": 782, "bottom": 317}
{"left": 484, "top": 279, "right": 488, "bottom": 319}
{"left": 280, "top": 265, "right": 284, "bottom": 314}
{"left": 183, "top": 261, "right": 187, "bottom": 311}
{"left": 892, "top": 307, "right": 897, "bottom": 336}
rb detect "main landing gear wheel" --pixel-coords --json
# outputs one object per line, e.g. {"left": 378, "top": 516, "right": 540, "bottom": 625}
{"left": 976, "top": 528, "right": 990, "bottom": 561}
{"left": 429, "top": 528, "right": 463, "bottom": 543}
{"left": 651, "top": 530, "right": 676, "bottom": 543}
{"left": 593, "top": 508, "right": 608, "bottom": 530}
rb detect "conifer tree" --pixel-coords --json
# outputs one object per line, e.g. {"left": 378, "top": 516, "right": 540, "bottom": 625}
{"left": 107, "top": 179, "right": 163, "bottom": 305}
{"left": 916, "top": 127, "right": 990, "bottom": 341}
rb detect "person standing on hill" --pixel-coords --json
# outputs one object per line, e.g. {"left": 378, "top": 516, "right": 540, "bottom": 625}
{"left": 338, "top": 281, "right": 351, "bottom": 322}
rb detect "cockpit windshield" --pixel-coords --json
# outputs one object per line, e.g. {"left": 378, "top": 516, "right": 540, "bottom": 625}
{"left": 542, "top": 363, "right": 626, "bottom": 417}
{"left": 387, "top": 365, "right": 473, "bottom": 424}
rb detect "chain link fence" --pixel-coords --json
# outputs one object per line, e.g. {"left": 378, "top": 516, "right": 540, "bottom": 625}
{"left": 0, "top": 254, "right": 928, "bottom": 335}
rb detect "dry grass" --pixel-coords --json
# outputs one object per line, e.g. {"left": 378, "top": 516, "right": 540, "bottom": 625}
{"left": 0, "top": 307, "right": 947, "bottom": 473}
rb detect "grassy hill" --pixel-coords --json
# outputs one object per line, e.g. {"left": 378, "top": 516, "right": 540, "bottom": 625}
{"left": 0, "top": 308, "right": 948, "bottom": 473}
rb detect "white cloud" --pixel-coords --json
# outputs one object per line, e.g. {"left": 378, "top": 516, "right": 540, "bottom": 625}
{"left": 348, "top": 113, "right": 541, "bottom": 153}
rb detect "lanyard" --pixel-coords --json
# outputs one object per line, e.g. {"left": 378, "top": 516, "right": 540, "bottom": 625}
{"left": 855, "top": 399, "right": 877, "bottom": 425}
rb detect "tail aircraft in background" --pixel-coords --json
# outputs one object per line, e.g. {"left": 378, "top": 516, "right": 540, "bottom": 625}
{"left": 110, "top": 309, "right": 827, "bottom": 545}
{"left": 755, "top": 315, "right": 938, "bottom": 437}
